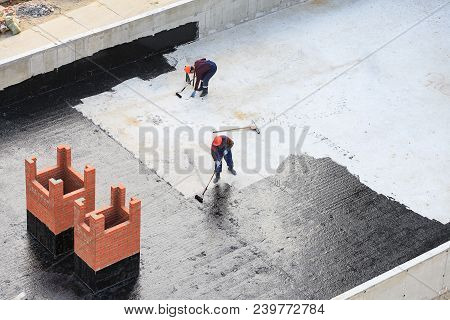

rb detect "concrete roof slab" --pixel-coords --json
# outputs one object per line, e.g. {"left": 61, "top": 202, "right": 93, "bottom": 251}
{"left": 36, "top": 15, "right": 89, "bottom": 42}
{"left": 64, "top": 2, "right": 122, "bottom": 31}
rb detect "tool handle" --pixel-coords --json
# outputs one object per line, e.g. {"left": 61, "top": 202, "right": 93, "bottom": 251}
{"left": 212, "top": 126, "right": 251, "bottom": 133}
{"left": 202, "top": 171, "right": 216, "bottom": 195}
{"left": 179, "top": 84, "right": 189, "bottom": 93}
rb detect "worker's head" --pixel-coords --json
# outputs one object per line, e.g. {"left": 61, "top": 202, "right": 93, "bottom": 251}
{"left": 184, "top": 65, "right": 194, "bottom": 74}
{"left": 212, "top": 135, "right": 223, "bottom": 147}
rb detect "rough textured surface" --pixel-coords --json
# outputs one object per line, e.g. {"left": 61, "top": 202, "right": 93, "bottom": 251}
{"left": 0, "top": 0, "right": 449, "bottom": 299}
{"left": 16, "top": 2, "right": 55, "bottom": 18}
{"left": 0, "top": 101, "right": 448, "bottom": 298}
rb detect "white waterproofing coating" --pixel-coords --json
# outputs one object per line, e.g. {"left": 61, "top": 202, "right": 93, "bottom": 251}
{"left": 76, "top": 0, "right": 450, "bottom": 223}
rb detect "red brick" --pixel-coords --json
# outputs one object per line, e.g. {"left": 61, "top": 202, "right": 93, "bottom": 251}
{"left": 25, "top": 145, "right": 96, "bottom": 235}
{"left": 74, "top": 185, "right": 141, "bottom": 271}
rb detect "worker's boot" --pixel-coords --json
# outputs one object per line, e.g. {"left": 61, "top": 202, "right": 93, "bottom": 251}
{"left": 213, "top": 172, "right": 220, "bottom": 183}
{"left": 200, "top": 87, "right": 208, "bottom": 97}
{"left": 228, "top": 167, "right": 237, "bottom": 175}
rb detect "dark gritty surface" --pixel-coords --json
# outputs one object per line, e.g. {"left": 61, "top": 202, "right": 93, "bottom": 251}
{"left": 203, "top": 156, "right": 450, "bottom": 299}
{"left": 0, "top": 35, "right": 449, "bottom": 299}
{"left": 1, "top": 103, "right": 448, "bottom": 299}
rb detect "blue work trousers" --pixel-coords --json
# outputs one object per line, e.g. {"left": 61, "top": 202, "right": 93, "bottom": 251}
{"left": 215, "top": 149, "right": 233, "bottom": 173}
{"left": 202, "top": 62, "right": 217, "bottom": 88}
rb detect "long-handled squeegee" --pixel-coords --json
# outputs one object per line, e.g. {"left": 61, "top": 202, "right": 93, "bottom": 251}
{"left": 212, "top": 120, "right": 261, "bottom": 134}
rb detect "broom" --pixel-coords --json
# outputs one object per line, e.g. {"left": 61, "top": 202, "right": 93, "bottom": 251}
{"left": 195, "top": 171, "right": 216, "bottom": 203}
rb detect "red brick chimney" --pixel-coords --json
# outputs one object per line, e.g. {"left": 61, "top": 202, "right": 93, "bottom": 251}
{"left": 73, "top": 184, "right": 141, "bottom": 291}
{"left": 25, "top": 145, "right": 95, "bottom": 257}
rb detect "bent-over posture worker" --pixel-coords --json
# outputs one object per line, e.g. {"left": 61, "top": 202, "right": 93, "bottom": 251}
{"left": 211, "top": 135, "right": 237, "bottom": 183}
{"left": 185, "top": 58, "right": 217, "bottom": 97}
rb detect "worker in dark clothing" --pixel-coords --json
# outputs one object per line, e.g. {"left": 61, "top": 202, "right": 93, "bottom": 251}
{"left": 211, "top": 135, "right": 236, "bottom": 183}
{"left": 185, "top": 58, "right": 217, "bottom": 97}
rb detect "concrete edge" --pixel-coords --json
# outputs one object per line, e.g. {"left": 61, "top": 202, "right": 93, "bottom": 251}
{"left": 0, "top": 0, "right": 310, "bottom": 90}
{"left": 0, "top": 0, "right": 192, "bottom": 65}
{"left": 333, "top": 240, "right": 450, "bottom": 300}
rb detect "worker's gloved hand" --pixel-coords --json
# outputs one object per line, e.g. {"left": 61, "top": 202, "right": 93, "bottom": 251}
{"left": 215, "top": 160, "right": 221, "bottom": 167}
{"left": 223, "top": 149, "right": 229, "bottom": 156}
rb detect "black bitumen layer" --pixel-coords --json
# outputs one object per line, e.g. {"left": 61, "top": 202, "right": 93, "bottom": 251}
{"left": 0, "top": 26, "right": 448, "bottom": 299}
{"left": 27, "top": 211, "right": 74, "bottom": 257}
{"left": 202, "top": 155, "right": 450, "bottom": 299}
{"left": 74, "top": 253, "right": 140, "bottom": 293}
{"left": 1, "top": 95, "right": 448, "bottom": 299}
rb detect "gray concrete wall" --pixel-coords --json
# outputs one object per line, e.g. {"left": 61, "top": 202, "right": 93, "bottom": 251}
{"left": 0, "top": 0, "right": 308, "bottom": 91}
{"left": 333, "top": 241, "right": 450, "bottom": 300}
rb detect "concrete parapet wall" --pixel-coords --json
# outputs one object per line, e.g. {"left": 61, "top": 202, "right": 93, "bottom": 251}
{"left": 333, "top": 241, "right": 450, "bottom": 300}
{"left": 0, "top": 0, "right": 308, "bottom": 91}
